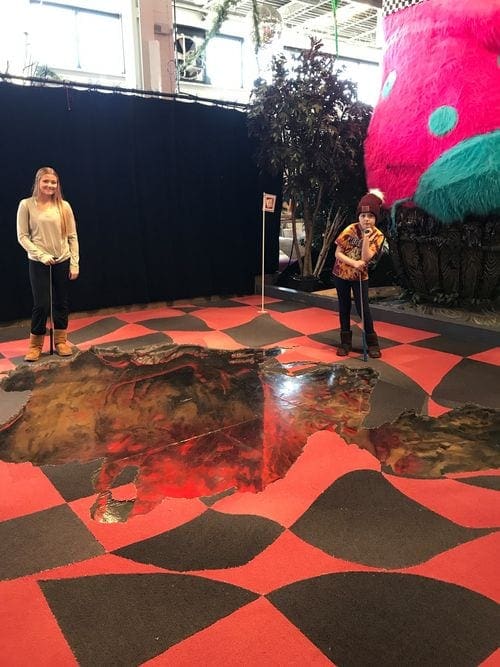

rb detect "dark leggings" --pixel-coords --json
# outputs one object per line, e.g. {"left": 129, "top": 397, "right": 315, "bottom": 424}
{"left": 29, "top": 259, "right": 70, "bottom": 335}
{"left": 334, "top": 275, "right": 375, "bottom": 334}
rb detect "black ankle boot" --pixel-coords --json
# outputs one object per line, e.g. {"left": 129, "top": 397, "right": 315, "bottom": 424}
{"left": 366, "top": 332, "right": 381, "bottom": 358}
{"left": 337, "top": 330, "right": 352, "bottom": 356}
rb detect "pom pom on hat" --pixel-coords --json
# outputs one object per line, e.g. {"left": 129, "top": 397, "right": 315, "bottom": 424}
{"left": 356, "top": 189, "right": 385, "bottom": 222}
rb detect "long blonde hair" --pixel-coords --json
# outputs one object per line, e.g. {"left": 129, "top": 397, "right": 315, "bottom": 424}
{"left": 32, "top": 166, "right": 68, "bottom": 238}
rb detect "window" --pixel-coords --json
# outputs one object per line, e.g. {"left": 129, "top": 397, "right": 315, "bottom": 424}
{"left": 176, "top": 25, "right": 243, "bottom": 89}
{"left": 175, "top": 26, "right": 206, "bottom": 83}
{"left": 283, "top": 46, "right": 380, "bottom": 107}
{"left": 28, "top": 1, "right": 124, "bottom": 76}
{"left": 338, "top": 59, "right": 381, "bottom": 108}
{"left": 206, "top": 35, "right": 243, "bottom": 89}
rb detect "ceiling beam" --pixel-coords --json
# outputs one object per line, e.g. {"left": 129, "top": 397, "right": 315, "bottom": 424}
{"left": 352, "top": 0, "right": 382, "bottom": 8}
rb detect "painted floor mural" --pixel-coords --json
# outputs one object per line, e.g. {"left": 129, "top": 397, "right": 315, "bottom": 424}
{"left": 0, "top": 294, "right": 499, "bottom": 665}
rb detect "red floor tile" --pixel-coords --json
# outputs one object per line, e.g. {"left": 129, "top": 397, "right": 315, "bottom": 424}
{"left": 197, "top": 529, "right": 377, "bottom": 595}
{"left": 69, "top": 494, "right": 208, "bottom": 552}
{"left": 403, "top": 533, "right": 500, "bottom": 603}
{"left": 273, "top": 336, "right": 340, "bottom": 363}
{"left": 373, "top": 321, "right": 439, "bottom": 344}
{"left": 213, "top": 431, "right": 380, "bottom": 527}
{"left": 0, "top": 358, "right": 16, "bottom": 372}
{"left": 143, "top": 597, "right": 334, "bottom": 667}
{"left": 468, "top": 347, "right": 500, "bottom": 367}
{"left": 167, "top": 330, "right": 244, "bottom": 349}
{"left": 426, "top": 398, "right": 452, "bottom": 417}
{"left": 117, "top": 307, "right": 186, "bottom": 323}
{"left": 0, "top": 462, "right": 65, "bottom": 521}
{"left": 231, "top": 295, "right": 281, "bottom": 306}
{"left": 380, "top": 344, "right": 462, "bottom": 395}
{"left": 0, "top": 579, "right": 77, "bottom": 666}
{"left": 269, "top": 307, "right": 340, "bottom": 335}
{"left": 0, "top": 339, "right": 33, "bottom": 359}
{"left": 193, "top": 306, "right": 259, "bottom": 330}
{"left": 67, "top": 314, "right": 120, "bottom": 332}
{"left": 75, "top": 323, "right": 160, "bottom": 350}
{"left": 384, "top": 474, "right": 500, "bottom": 528}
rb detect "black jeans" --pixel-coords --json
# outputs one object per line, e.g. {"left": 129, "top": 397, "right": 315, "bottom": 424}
{"left": 334, "top": 275, "right": 375, "bottom": 335}
{"left": 28, "top": 259, "right": 70, "bottom": 335}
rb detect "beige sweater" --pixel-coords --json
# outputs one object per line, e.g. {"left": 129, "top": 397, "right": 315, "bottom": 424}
{"left": 17, "top": 197, "right": 79, "bottom": 272}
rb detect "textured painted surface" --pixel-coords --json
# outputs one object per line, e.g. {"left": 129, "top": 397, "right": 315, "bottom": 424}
{"left": 1, "top": 343, "right": 498, "bottom": 523}
{"left": 0, "top": 345, "right": 377, "bottom": 520}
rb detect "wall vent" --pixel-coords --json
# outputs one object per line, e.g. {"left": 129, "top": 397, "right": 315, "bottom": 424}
{"left": 154, "top": 23, "right": 168, "bottom": 35}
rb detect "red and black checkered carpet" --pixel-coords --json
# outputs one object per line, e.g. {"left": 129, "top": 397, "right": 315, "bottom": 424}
{"left": 0, "top": 295, "right": 499, "bottom": 666}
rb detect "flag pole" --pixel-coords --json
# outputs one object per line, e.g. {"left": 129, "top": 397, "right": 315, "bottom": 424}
{"left": 260, "top": 207, "right": 266, "bottom": 313}
{"left": 259, "top": 193, "right": 277, "bottom": 314}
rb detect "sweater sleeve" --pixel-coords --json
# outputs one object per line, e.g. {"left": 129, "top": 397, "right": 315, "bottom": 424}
{"left": 16, "top": 199, "right": 52, "bottom": 264}
{"left": 64, "top": 201, "right": 79, "bottom": 272}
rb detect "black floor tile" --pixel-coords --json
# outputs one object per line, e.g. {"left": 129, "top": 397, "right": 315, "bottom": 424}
{"left": 69, "top": 318, "right": 128, "bottom": 344}
{"left": 0, "top": 505, "right": 104, "bottom": 579}
{"left": 40, "top": 573, "right": 258, "bottom": 667}
{"left": 136, "top": 314, "right": 213, "bottom": 331}
{"left": 432, "top": 359, "right": 500, "bottom": 409}
{"left": 224, "top": 313, "right": 301, "bottom": 347}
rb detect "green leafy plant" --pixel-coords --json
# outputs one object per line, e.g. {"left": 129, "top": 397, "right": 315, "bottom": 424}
{"left": 247, "top": 38, "right": 372, "bottom": 278}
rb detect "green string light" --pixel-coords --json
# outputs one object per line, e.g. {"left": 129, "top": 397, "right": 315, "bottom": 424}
{"left": 331, "top": 0, "right": 339, "bottom": 56}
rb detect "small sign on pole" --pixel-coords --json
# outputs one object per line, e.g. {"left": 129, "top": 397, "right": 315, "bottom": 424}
{"left": 259, "top": 193, "right": 277, "bottom": 313}
{"left": 263, "top": 193, "right": 276, "bottom": 213}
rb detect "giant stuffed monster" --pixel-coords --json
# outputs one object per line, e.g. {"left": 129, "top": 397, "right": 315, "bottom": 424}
{"left": 365, "top": 0, "right": 500, "bottom": 223}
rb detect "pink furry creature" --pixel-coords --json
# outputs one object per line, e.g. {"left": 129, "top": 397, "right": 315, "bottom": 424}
{"left": 364, "top": 0, "right": 500, "bottom": 223}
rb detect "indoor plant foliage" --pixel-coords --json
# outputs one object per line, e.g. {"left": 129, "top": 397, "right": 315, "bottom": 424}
{"left": 248, "top": 39, "right": 372, "bottom": 279}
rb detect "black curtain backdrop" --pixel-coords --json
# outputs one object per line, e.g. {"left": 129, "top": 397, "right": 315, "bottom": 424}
{"left": 0, "top": 82, "right": 280, "bottom": 322}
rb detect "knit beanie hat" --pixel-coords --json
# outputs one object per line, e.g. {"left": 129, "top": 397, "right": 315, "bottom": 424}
{"left": 356, "top": 189, "right": 384, "bottom": 222}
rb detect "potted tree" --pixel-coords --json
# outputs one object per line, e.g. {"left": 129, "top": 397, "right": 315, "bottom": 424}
{"left": 247, "top": 38, "right": 372, "bottom": 289}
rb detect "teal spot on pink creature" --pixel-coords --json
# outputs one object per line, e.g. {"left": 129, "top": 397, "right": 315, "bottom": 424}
{"left": 381, "top": 70, "right": 397, "bottom": 99}
{"left": 428, "top": 106, "right": 458, "bottom": 137}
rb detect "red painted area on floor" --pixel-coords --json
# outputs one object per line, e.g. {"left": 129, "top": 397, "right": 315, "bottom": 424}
{"left": 213, "top": 431, "right": 380, "bottom": 527}
{"left": 479, "top": 648, "right": 500, "bottom": 666}
{"left": 142, "top": 597, "right": 334, "bottom": 667}
{"left": 195, "top": 529, "right": 378, "bottom": 595}
{"left": 191, "top": 306, "right": 258, "bottom": 330}
{"left": 380, "top": 344, "right": 462, "bottom": 395}
{"left": 468, "top": 348, "right": 500, "bottom": 366}
{"left": 426, "top": 398, "right": 452, "bottom": 417}
{"left": 384, "top": 474, "right": 500, "bottom": 528}
{"left": 0, "top": 358, "right": 16, "bottom": 371}
{"left": 0, "top": 339, "right": 34, "bottom": 359}
{"left": 167, "top": 330, "right": 244, "bottom": 349}
{"left": 67, "top": 313, "right": 117, "bottom": 332}
{"left": 75, "top": 323, "right": 159, "bottom": 350}
{"left": 273, "top": 336, "right": 340, "bottom": 363}
{"left": 372, "top": 320, "right": 439, "bottom": 344}
{"left": 117, "top": 307, "right": 186, "bottom": 323}
{"left": 30, "top": 554, "right": 170, "bottom": 580}
{"left": 69, "top": 494, "right": 208, "bottom": 552}
{"left": 231, "top": 295, "right": 281, "bottom": 306}
{"left": 0, "top": 579, "right": 77, "bottom": 666}
{"left": 0, "top": 462, "right": 65, "bottom": 521}
{"left": 269, "top": 307, "right": 340, "bottom": 335}
{"left": 402, "top": 533, "right": 500, "bottom": 603}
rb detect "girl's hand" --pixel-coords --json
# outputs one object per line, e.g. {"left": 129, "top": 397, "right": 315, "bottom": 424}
{"left": 353, "top": 259, "right": 365, "bottom": 269}
{"left": 69, "top": 271, "right": 79, "bottom": 280}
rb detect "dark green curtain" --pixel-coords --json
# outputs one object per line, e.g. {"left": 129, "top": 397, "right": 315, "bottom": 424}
{"left": 0, "top": 82, "right": 280, "bottom": 322}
